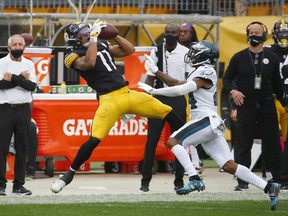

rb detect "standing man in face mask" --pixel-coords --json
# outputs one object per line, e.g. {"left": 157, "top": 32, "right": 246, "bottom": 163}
{"left": 223, "top": 22, "right": 284, "bottom": 191}
{"left": 0, "top": 34, "right": 37, "bottom": 196}
{"left": 139, "top": 23, "right": 193, "bottom": 192}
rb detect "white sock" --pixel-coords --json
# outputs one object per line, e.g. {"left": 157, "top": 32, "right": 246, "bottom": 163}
{"left": 235, "top": 164, "right": 267, "bottom": 190}
{"left": 171, "top": 144, "right": 198, "bottom": 177}
{"left": 190, "top": 145, "right": 200, "bottom": 168}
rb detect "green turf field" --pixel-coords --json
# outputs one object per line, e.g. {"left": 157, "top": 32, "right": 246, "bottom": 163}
{"left": 1, "top": 200, "right": 288, "bottom": 216}
{"left": 1, "top": 161, "right": 286, "bottom": 215}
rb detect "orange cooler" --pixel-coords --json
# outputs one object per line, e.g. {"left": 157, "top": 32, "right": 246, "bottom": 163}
{"left": 32, "top": 93, "right": 174, "bottom": 165}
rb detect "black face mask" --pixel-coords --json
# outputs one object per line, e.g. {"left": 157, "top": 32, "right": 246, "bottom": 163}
{"left": 248, "top": 35, "right": 264, "bottom": 47}
{"left": 10, "top": 49, "right": 24, "bottom": 58}
{"left": 164, "top": 34, "right": 178, "bottom": 47}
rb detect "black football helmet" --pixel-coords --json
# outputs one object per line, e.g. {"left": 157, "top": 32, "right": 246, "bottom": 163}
{"left": 184, "top": 40, "right": 219, "bottom": 66}
{"left": 272, "top": 19, "right": 288, "bottom": 48}
{"left": 64, "top": 22, "right": 90, "bottom": 48}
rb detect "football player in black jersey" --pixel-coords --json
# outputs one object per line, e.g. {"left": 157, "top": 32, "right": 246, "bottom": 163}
{"left": 51, "top": 20, "right": 186, "bottom": 193}
{"left": 270, "top": 19, "right": 288, "bottom": 191}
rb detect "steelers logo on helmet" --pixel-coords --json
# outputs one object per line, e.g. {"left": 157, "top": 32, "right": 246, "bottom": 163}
{"left": 184, "top": 41, "right": 219, "bottom": 66}
{"left": 64, "top": 22, "right": 90, "bottom": 48}
{"left": 64, "top": 32, "right": 70, "bottom": 43}
{"left": 272, "top": 19, "right": 288, "bottom": 48}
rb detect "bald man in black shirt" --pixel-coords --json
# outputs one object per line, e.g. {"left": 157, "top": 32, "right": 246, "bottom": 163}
{"left": 223, "top": 21, "right": 284, "bottom": 191}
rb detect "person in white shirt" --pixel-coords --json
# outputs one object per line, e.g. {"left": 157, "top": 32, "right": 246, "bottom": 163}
{"left": 0, "top": 34, "right": 36, "bottom": 196}
{"left": 140, "top": 23, "right": 192, "bottom": 192}
{"left": 138, "top": 40, "right": 280, "bottom": 211}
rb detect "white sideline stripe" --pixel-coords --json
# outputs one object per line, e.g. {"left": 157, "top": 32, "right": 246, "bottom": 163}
{"left": 0, "top": 192, "right": 286, "bottom": 205}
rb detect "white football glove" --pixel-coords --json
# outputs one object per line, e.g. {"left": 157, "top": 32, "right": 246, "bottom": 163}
{"left": 137, "top": 82, "right": 154, "bottom": 94}
{"left": 90, "top": 19, "right": 107, "bottom": 42}
{"left": 144, "top": 54, "right": 158, "bottom": 74}
{"left": 120, "top": 114, "right": 136, "bottom": 124}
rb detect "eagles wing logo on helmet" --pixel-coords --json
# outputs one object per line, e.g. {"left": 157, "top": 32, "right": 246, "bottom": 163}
{"left": 272, "top": 19, "right": 288, "bottom": 48}
{"left": 64, "top": 22, "right": 89, "bottom": 48}
{"left": 184, "top": 40, "right": 219, "bottom": 66}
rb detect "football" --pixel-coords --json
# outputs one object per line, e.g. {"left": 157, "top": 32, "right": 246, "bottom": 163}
{"left": 98, "top": 23, "right": 119, "bottom": 40}
{"left": 21, "top": 33, "right": 34, "bottom": 46}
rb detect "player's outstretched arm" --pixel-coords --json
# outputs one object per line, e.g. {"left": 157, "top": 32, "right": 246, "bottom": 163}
{"left": 138, "top": 81, "right": 197, "bottom": 97}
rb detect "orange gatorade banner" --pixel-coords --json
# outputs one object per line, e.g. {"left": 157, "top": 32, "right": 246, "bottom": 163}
{"left": 24, "top": 47, "right": 54, "bottom": 93}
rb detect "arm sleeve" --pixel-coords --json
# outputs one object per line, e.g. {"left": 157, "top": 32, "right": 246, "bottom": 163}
{"left": 11, "top": 74, "right": 37, "bottom": 91}
{"left": 153, "top": 80, "right": 197, "bottom": 97}
{"left": 0, "top": 80, "right": 17, "bottom": 89}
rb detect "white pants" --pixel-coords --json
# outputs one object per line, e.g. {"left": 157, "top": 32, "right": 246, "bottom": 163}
{"left": 171, "top": 114, "right": 232, "bottom": 168}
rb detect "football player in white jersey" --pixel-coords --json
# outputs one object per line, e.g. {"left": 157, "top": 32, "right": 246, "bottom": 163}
{"left": 138, "top": 41, "right": 280, "bottom": 211}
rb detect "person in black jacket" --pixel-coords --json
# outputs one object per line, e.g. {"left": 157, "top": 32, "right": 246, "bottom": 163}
{"left": 223, "top": 21, "right": 284, "bottom": 191}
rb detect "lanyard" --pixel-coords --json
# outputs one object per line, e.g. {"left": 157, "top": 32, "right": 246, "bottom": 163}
{"left": 248, "top": 49, "right": 264, "bottom": 77}
{"left": 164, "top": 45, "right": 169, "bottom": 75}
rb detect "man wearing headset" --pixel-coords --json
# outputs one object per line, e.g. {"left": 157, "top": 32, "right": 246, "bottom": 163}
{"left": 223, "top": 22, "right": 284, "bottom": 191}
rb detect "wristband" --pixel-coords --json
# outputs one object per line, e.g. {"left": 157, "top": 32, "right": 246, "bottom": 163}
{"left": 89, "top": 37, "right": 98, "bottom": 43}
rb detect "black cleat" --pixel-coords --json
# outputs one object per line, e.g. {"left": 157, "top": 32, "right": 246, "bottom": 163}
{"left": 12, "top": 186, "right": 32, "bottom": 195}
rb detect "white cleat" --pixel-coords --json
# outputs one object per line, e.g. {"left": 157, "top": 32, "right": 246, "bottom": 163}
{"left": 51, "top": 179, "right": 66, "bottom": 194}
